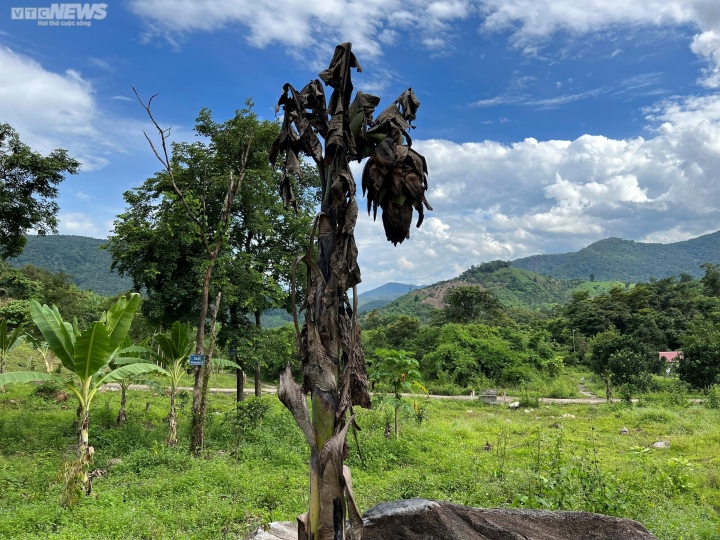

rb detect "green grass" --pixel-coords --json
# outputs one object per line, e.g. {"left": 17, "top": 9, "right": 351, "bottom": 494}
{"left": 1, "top": 382, "right": 720, "bottom": 539}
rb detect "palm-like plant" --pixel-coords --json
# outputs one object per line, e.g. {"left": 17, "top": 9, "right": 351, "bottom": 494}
{"left": 1, "top": 318, "right": 24, "bottom": 391}
{"left": 0, "top": 293, "right": 167, "bottom": 502}
{"left": 24, "top": 335, "right": 57, "bottom": 373}
{"left": 149, "top": 321, "right": 194, "bottom": 446}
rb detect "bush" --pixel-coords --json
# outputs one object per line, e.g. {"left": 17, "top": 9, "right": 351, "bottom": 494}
{"left": 705, "top": 385, "right": 720, "bottom": 410}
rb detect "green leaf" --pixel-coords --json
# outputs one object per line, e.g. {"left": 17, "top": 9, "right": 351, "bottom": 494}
{"left": 94, "top": 363, "right": 168, "bottom": 388}
{"left": 112, "top": 356, "right": 149, "bottom": 365}
{"left": 0, "top": 371, "right": 65, "bottom": 386}
{"left": 212, "top": 357, "right": 242, "bottom": 370}
{"left": 29, "top": 300, "right": 74, "bottom": 371}
{"left": 74, "top": 322, "right": 111, "bottom": 380}
{"left": 105, "top": 294, "right": 141, "bottom": 353}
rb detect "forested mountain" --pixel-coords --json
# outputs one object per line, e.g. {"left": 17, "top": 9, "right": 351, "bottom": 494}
{"left": 364, "top": 260, "right": 625, "bottom": 323}
{"left": 357, "top": 282, "right": 420, "bottom": 313}
{"left": 6, "top": 235, "right": 131, "bottom": 296}
{"left": 512, "top": 231, "right": 720, "bottom": 282}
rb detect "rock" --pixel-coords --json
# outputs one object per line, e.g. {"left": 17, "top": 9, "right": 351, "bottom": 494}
{"left": 55, "top": 391, "right": 68, "bottom": 403}
{"left": 550, "top": 422, "right": 564, "bottom": 429}
{"left": 651, "top": 440, "right": 670, "bottom": 449}
{"left": 620, "top": 427, "right": 629, "bottom": 435}
{"left": 247, "top": 499, "right": 658, "bottom": 540}
{"left": 8, "top": 400, "right": 16, "bottom": 405}
{"left": 561, "top": 414, "right": 575, "bottom": 419}
{"left": 248, "top": 521, "right": 298, "bottom": 540}
{"left": 508, "top": 401, "right": 520, "bottom": 409}
{"left": 524, "top": 409, "right": 530, "bottom": 413}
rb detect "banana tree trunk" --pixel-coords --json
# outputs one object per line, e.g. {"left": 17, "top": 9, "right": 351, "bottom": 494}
{"left": 116, "top": 382, "right": 128, "bottom": 425}
{"left": 394, "top": 404, "right": 400, "bottom": 439}
{"left": 78, "top": 406, "right": 92, "bottom": 495}
{"left": 167, "top": 390, "right": 178, "bottom": 446}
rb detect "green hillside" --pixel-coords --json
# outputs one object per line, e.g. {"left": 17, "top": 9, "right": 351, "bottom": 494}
{"left": 6, "top": 235, "right": 132, "bottom": 296}
{"left": 357, "top": 282, "right": 420, "bottom": 313}
{"left": 512, "top": 230, "right": 720, "bottom": 282}
{"left": 366, "top": 260, "right": 625, "bottom": 323}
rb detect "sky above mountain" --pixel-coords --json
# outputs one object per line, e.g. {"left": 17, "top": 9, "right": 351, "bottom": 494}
{"left": 2, "top": 1, "right": 720, "bottom": 292}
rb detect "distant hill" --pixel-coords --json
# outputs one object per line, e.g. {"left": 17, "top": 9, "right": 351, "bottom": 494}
{"left": 357, "top": 282, "right": 420, "bottom": 314}
{"left": 365, "top": 260, "right": 625, "bottom": 323}
{"left": 512, "top": 231, "right": 720, "bottom": 282}
{"left": 7, "top": 235, "right": 132, "bottom": 296}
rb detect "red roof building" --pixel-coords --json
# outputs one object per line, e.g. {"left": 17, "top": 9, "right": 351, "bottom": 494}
{"left": 659, "top": 351, "right": 683, "bottom": 363}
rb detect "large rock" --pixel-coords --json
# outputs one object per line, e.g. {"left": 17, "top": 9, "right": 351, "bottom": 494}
{"left": 247, "top": 499, "right": 657, "bottom": 540}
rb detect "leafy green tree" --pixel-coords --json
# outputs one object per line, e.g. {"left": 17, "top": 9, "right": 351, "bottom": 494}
{"left": 589, "top": 327, "right": 662, "bottom": 391}
{"left": 109, "top": 102, "right": 317, "bottom": 454}
{"left": 0, "top": 294, "right": 166, "bottom": 503}
{"left": 0, "top": 124, "right": 80, "bottom": 260}
{"left": 701, "top": 263, "right": 720, "bottom": 297}
{"left": 444, "top": 286, "right": 504, "bottom": 324}
{"left": 678, "top": 323, "right": 720, "bottom": 389}
{"left": 369, "top": 349, "right": 421, "bottom": 438}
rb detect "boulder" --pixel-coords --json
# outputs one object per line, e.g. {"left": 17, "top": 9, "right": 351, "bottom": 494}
{"left": 508, "top": 401, "right": 520, "bottom": 409}
{"left": 247, "top": 499, "right": 658, "bottom": 540}
{"left": 651, "top": 440, "right": 670, "bottom": 449}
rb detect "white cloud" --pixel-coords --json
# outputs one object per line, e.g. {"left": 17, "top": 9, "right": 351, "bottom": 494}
{"left": 478, "top": 0, "right": 720, "bottom": 87}
{"left": 0, "top": 45, "right": 156, "bottom": 171}
{"left": 355, "top": 93, "right": 720, "bottom": 291}
{"left": 130, "top": 0, "right": 473, "bottom": 59}
{"left": 75, "top": 191, "right": 94, "bottom": 201}
{"left": 58, "top": 213, "right": 110, "bottom": 238}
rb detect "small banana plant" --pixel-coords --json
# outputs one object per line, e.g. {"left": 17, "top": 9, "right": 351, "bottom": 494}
{"left": 0, "top": 293, "right": 167, "bottom": 504}
{"left": 0, "top": 318, "right": 24, "bottom": 390}
{"left": 24, "top": 334, "right": 57, "bottom": 373}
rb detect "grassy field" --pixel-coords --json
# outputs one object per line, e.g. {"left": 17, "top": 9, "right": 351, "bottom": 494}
{"left": 1, "top": 379, "right": 719, "bottom": 540}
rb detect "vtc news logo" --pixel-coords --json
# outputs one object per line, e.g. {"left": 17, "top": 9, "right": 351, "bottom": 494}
{"left": 11, "top": 3, "right": 108, "bottom": 26}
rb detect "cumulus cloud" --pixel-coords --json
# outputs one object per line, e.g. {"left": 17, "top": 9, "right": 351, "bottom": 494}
{"left": 354, "top": 93, "right": 720, "bottom": 291}
{"left": 130, "top": 0, "right": 471, "bottom": 59}
{"left": 130, "top": 0, "right": 720, "bottom": 86}
{"left": 0, "top": 45, "right": 152, "bottom": 171}
{"left": 478, "top": 0, "right": 720, "bottom": 88}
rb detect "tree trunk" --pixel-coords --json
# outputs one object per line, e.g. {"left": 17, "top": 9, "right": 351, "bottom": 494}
{"left": 254, "top": 310, "right": 261, "bottom": 397}
{"left": 237, "top": 367, "right": 245, "bottom": 402}
{"left": 394, "top": 404, "right": 400, "bottom": 439}
{"left": 78, "top": 407, "right": 92, "bottom": 495}
{"left": 191, "top": 292, "right": 222, "bottom": 456}
{"left": 116, "top": 382, "right": 128, "bottom": 425}
{"left": 190, "top": 262, "right": 214, "bottom": 455}
{"left": 167, "top": 390, "right": 178, "bottom": 446}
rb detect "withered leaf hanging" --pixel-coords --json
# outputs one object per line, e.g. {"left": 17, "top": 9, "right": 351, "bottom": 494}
{"left": 361, "top": 89, "right": 432, "bottom": 245}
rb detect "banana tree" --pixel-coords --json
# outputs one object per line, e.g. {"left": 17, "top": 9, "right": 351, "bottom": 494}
{"left": 272, "top": 43, "right": 431, "bottom": 539}
{"left": 1, "top": 318, "right": 24, "bottom": 376}
{"left": 0, "top": 294, "right": 167, "bottom": 501}
{"left": 109, "top": 336, "right": 153, "bottom": 425}
{"left": 24, "top": 335, "right": 57, "bottom": 373}
{"left": 148, "top": 321, "right": 194, "bottom": 446}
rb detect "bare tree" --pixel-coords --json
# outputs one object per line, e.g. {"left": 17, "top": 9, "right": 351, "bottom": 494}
{"left": 273, "top": 43, "right": 431, "bottom": 540}
{"left": 134, "top": 89, "right": 253, "bottom": 455}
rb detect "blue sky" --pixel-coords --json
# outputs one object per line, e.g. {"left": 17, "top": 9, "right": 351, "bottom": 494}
{"left": 2, "top": 1, "right": 720, "bottom": 292}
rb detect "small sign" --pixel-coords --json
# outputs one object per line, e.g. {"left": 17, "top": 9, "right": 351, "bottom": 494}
{"left": 228, "top": 347, "right": 237, "bottom": 357}
{"left": 189, "top": 354, "right": 205, "bottom": 366}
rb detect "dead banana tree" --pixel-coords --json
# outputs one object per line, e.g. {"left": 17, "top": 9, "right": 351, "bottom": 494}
{"left": 272, "top": 42, "right": 432, "bottom": 540}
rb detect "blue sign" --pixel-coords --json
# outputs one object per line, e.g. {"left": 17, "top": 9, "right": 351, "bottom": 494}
{"left": 228, "top": 347, "right": 237, "bottom": 357}
{"left": 189, "top": 354, "right": 205, "bottom": 366}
